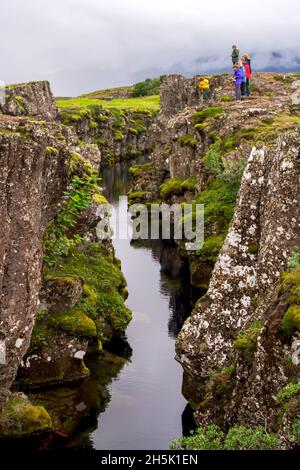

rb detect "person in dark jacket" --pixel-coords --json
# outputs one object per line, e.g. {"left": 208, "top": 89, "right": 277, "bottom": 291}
{"left": 233, "top": 64, "right": 243, "bottom": 101}
{"left": 231, "top": 45, "right": 240, "bottom": 65}
{"left": 242, "top": 53, "right": 252, "bottom": 96}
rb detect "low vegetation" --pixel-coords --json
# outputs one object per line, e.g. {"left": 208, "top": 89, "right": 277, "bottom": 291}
{"left": 170, "top": 424, "right": 280, "bottom": 450}
{"left": 0, "top": 394, "right": 52, "bottom": 437}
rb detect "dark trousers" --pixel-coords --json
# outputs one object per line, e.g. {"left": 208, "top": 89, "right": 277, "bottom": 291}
{"left": 235, "top": 84, "right": 241, "bottom": 101}
{"left": 202, "top": 89, "right": 211, "bottom": 100}
{"left": 246, "top": 78, "right": 251, "bottom": 96}
{"left": 241, "top": 82, "right": 246, "bottom": 96}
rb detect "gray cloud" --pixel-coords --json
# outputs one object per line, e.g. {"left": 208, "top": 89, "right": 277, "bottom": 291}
{"left": 2, "top": 0, "right": 300, "bottom": 95}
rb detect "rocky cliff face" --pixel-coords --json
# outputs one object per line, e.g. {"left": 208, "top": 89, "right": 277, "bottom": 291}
{"left": 0, "top": 82, "right": 130, "bottom": 438}
{"left": 128, "top": 72, "right": 300, "bottom": 442}
{"left": 0, "top": 116, "right": 71, "bottom": 405}
{"left": 176, "top": 134, "right": 300, "bottom": 422}
{"left": 0, "top": 81, "right": 58, "bottom": 120}
{"left": 59, "top": 105, "right": 154, "bottom": 166}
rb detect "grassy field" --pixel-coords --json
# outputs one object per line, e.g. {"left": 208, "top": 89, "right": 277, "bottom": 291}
{"left": 56, "top": 95, "right": 160, "bottom": 114}
{"left": 80, "top": 85, "right": 133, "bottom": 100}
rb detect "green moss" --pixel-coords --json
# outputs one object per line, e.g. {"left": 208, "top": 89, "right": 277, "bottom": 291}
{"left": 128, "top": 127, "right": 139, "bottom": 135}
{"left": 127, "top": 190, "right": 148, "bottom": 205}
{"left": 89, "top": 120, "right": 98, "bottom": 130}
{"left": 83, "top": 284, "right": 98, "bottom": 304}
{"left": 181, "top": 176, "right": 197, "bottom": 192}
{"left": 129, "top": 163, "right": 153, "bottom": 177}
{"left": 281, "top": 305, "right": 300, "bottom": 334}
{"left": 92, "top": 193, "right": 108, "bottom": 205}
{"left": 69, "top": 151, "right": 94, "bottom": 175}
{"left": 248, "top": 243, "right": 259, "bottom": 254}
{"left": 15, "top": 95, "right": 25, "bottom": 112}
{"left": 160, "top": 177, "right": 197, "bottom": 200}
{"left": 46, "top": 146, "right": 59, "bottom": 156}
{"left": 192, "top": 106, "right": 224, "bottom": 124}
{"left": 280, "top": 265, "right": 300, "bottom": 304}
{"left": 30, "top": 310, "right": 54, "bottom": 352}
{"left": 52, "top": 310, "right": 97, "bottom": 338}
{"left": 113, "top": 129, "right": 124, "bottom": 142}
{"left": 234, "top": 321, "right": 262, "bottom": 365}
{"left": 178, "top": 134, "right": 197, "bottom": 148}
{"left": 44, "top": 243, "right": 132, "bottom": 340}
{"left": 275, "top": 383, "right": 300, "bottom": 403}
{"left": 220, "top": 95, "right": 232, "bottom": 102}
{"left": 197, "top": 233, "right": 226, "bottom": 263}
{"left": 0, "top": 394, "right": 52, "bottom": 437}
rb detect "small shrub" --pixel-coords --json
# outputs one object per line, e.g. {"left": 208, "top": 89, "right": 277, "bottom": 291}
{"left": 170, "top": 425, "right": 225, "bottom": 450}
{"left": 291, "top": 417, "right": 300, "bottom": 442}
{"left": 275, "top": 383, "right": 300, "bottom": 403}
{"left": 224, "top": 426, "right": 280, "bottom": 450}
{"left": 170, "top": 424, "right": 280, "bottom": 450}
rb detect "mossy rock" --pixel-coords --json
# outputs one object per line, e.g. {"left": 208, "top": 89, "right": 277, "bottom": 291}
{"left": 281, "top": 305, "right": 300, "bottom": 335}
{"left": 129, "top": 163, "right": 153, "bottom": 177}
{"left": 192, "top": 106, "right": 224, "bottom": 124}
{"left": 178, "top": 134, "right": 197, "bottom": 148}
{"left": 280, "top": 265, "right": 300, "bottom": 304}
{"left": 160, "top": 177, "right": 197, "bottom": 200}
{"left": 46, "top": 146, "right": 59, "bottom": 156}
{"left": 52, "top": 310, "right": 97, "bottom": 338}
{"left": 92, "top": 193, "right": 109, "bottom": 205}
{"left": 208, "top": 364, "right": 236, "bottom": 398}
{"left": 248, "top": 243, "right": 259, "bottom": 254}
{"left": 0, "top": 394, "right": 52, "bottom": 437}
{"left": 127, "top": 190, "right": 148, "bottom": 205}
{"left": 234, "top": 321, "right": 262, "bottom": 365}
{"left": 43, "top": 243, "right": 132, "bottom": 340}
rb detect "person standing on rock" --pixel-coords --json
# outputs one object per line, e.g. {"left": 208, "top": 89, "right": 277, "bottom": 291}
{"left": 239, "top": 59, "right": 247, "bottom": 98}
{"left": 242, "top": 53, "right": 252, "bottom": 96}
{"left": 231, "top": 44, "right": 240, "bottom": 65}
{"left": 198, "top": 77, "right": 211, "bottom": 101}
{"left": 233, "top": 64, "right": 243, "bottom": 101}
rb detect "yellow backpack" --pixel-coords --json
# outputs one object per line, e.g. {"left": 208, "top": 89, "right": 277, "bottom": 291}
{"left": 199, "top": 78, "right": 210, "bottom": 90}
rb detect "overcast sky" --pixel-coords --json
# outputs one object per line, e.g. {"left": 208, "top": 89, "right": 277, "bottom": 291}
{"left": 1, "top": 0, "right": 300, "bottom": 96}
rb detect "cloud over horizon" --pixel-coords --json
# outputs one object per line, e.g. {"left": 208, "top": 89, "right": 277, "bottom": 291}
{"left": 2, "top": 0, "right": 300, "bottom": 95}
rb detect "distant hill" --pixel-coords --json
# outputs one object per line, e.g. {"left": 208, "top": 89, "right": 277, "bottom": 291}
{"left": 79, "top": 78, "right": 160, "bottom": 101}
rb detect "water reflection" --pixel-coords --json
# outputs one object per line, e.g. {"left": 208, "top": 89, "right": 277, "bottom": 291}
{"left": 87, "top": 160, "right": 200, "bottom": 449}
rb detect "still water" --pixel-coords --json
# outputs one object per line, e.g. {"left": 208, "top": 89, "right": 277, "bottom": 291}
{"left": 90, "top": 161, "right": 197, "bottom": 450}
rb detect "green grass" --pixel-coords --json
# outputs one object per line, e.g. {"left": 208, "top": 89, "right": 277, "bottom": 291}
{"left": 56, "top": 95, "right": 160, "bottom": 114}
{"left": 80, "top": 85, "right": 133, "bottom": 100}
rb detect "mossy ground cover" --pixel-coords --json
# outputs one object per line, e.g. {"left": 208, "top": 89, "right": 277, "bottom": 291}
{"left": 56, "top": 95, "right": 160, "bottom": 115}
{"left": 0, "top": 394, "right": 52, "bottom": 437}
{"left": 280, "top": 252, "right": 300, "bottom": 335}
{"left": 44, "top": 243, "right": 132, "bottom": 338}
{"left": 160, "top": 177, "right": 197, "bottom": 200}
